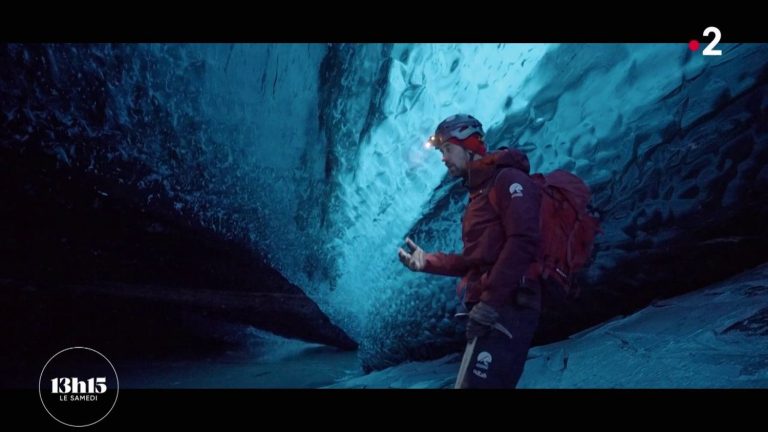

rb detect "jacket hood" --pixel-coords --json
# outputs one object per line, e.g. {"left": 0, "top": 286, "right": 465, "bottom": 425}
{"left": 465, "top": 148, "right": 531, "bottom": 190}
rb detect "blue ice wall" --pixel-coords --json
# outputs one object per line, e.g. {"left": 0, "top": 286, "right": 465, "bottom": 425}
{"left": 357, "top": 44, "right": 768, "bottom": 370}
{"left": 1, "top": 44, "right": 330, "bottom": 289}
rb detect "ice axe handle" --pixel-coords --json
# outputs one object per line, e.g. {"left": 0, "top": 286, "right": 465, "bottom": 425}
{"left": 454, "top": 337, "right": 477, "bottom": 389}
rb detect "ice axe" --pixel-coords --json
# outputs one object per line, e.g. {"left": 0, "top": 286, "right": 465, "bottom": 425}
{"left": 454, "top": 336, "right": 477, "bottom": 389}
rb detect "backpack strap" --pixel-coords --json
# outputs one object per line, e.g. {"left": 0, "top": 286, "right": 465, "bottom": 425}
{"left": 482, "top": 167, "right": 545, "bottom": 284}
{"left": 482, "top": 168, "right": 505, "bottom": 212}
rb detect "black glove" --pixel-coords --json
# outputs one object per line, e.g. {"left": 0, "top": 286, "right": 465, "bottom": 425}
{"left": 465, "top": 301, "right": 499, "bottom": 340}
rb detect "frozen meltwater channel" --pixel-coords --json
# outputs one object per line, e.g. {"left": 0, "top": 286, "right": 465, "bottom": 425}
{"left": 118, "top": 328, "right": 363, "bottom": 388}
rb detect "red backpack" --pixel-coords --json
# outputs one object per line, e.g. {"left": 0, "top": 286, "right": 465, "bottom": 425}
{"left": 487, "top": 166, "right": 601, "bottom": 298}
{"left": 526, "top": 170, "right": 601, "bottom": 298}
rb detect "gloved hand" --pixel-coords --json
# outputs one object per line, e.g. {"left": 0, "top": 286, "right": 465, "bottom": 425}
{"left": 466, "top": 301, "right": 499, "bottom": 340}
{"left": 397, "top": 237, "right": 426, "bottom": 272}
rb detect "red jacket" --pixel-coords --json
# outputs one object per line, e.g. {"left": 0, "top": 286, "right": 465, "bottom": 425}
{"left": 423, "top": 149, "right": 541, "bottom": 308}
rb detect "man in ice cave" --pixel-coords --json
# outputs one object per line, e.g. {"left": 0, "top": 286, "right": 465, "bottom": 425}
{"left": 398, "top": 114, "right": 542, "bottom": 388}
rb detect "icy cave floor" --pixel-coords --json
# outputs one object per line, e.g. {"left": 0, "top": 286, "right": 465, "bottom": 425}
{"left": 117, "top": 335, "right": 361, "bottom": 389}
{"left": 330, "top": 263, "right": 768, "bottom": 389}
{"left": 83, "top": 263, "right": 768, "bottom": 389}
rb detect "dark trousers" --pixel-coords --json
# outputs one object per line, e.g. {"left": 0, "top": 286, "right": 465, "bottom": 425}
{"left": 461, "top": 303, "right": 540, "bottom": 388}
